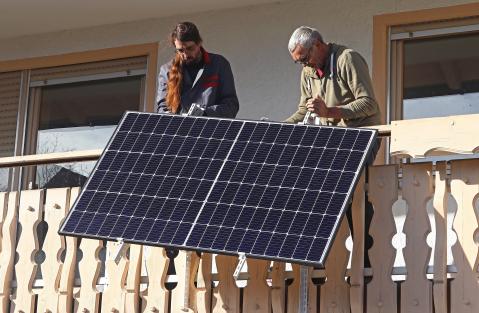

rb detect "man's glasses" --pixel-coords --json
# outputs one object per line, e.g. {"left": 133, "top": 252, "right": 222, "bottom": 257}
{"left": 175, "top": 44, "right": 198, "bottom": 54}
{"left": 294, "top": 48, "right": 312, "bottom": 65}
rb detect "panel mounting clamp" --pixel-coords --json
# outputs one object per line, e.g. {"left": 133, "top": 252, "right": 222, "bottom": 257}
{"left": 233, "top": 253, "right": 247, "bottom": 281}
{"left": 111, "top": 238, "right": 129, "bottom": 264}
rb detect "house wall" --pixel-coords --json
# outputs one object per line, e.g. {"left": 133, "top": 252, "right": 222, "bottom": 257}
{"left": 0, "top": 0, "right": 475, "bottom": 121}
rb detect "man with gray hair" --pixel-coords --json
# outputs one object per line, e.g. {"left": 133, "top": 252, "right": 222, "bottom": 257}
{"left": 285, "top": 26, "right": 381, "bottom": 127}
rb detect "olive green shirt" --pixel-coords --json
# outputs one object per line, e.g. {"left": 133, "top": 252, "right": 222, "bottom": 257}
{"left": 285, "top": 43, "right": 381, "bottom": 127}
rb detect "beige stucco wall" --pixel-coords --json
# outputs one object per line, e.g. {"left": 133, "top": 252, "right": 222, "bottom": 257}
{"left": 0, "top": 0, "right": 476, "bottom": 121}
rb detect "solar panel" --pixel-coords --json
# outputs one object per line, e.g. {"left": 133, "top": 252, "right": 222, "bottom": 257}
{"left": 59, "top": 112, "right": 377, "bottom": 266}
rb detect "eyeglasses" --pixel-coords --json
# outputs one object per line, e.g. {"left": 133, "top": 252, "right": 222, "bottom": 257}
{"left": 294, "top": 47, "right": 312, "bottom": 65}
{"left": 175, "top": 44, "right": 198, "bottom": 54}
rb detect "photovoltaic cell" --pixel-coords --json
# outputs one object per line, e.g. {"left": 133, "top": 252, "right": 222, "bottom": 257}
{"left": 59, "top": 112, "right": 377, "bottom": 266}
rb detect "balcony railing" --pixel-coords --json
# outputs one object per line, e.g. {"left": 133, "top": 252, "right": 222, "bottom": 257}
{"left": 0, "top": 114, "right": 478, "bottom": 313}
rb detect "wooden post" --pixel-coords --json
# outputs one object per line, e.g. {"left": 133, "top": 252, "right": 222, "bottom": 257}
{"left": 367, "top": 165, "right": 398, "bottom": 313}
{"left": 449, "top": 159, "right": 479, "bottom": 312}
{"left": 11, "top": 189, "right": 44, "bottom": 313}
{"left": 0, "top": 192, "right": 19, "bottom": 312}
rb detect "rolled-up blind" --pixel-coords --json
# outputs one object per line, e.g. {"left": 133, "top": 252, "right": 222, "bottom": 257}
{"left": 30, "top": 56, "right": 147, "bottom": 85}
{"left": 0, "top": 71, "right": 21, "bottom": 158}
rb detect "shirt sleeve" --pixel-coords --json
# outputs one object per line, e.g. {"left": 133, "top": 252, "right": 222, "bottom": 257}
{"left": 204, "top": 58, "right": 239, "bottom": 118}
{"left": 336, "top": 51, "right": 379, "bottom": 119}
{"left": 284, "top": 69, "right": 311, "bottom": 123}
{"left": 156, "top": 65, "right": 170, "bottom": 114}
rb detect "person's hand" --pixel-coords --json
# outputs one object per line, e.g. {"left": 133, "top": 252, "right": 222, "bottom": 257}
{"left": 306, "top": 96, "right": 329, "bottom": 117}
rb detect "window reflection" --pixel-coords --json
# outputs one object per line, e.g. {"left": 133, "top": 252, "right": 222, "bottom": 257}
{"left": 35, "top": 76, "right": 141, "bottom": 188}
{"left": 403, "top": 32, "right": 479, "bottom": 119}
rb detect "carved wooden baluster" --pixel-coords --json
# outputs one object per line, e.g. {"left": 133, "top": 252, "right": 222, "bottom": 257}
{"left": 36, "top": 188, "right": 70, "bottom": 313}
{"left": 432, "top": 162, "right": 448, "bottom": 313}
{"left": 124, "top": 244, "right": 142, "bottom": 312}
{"left": 319, "top": 218, "right": 350, "bottom": 313}
{"left": 0, "top": 192, "right": 19, "bottom": 312}
{"left": 196, "top": 253, "right": 213, "bottom": 313}
{"left": 140, "top": 247, "right": 169, "bottom": 313}
{"left": 11, "top": 189, "right": 44, "bottom": 313}
{"left": 212, "top": 255, "right": 240, "bottom": 313}
{"left": 170, "top": 250, "right": 199, "bottom": 313}
{"left": 242, "top": 258, "right": 270, "bottom": 312}
{"left": 401, "top": 163, "right": 433, "bottom": 313}
{"left": 101, "top": 240, "right": 129, "bottom": 313}
{"left": 287, "top": 264, "right": 316, "bottom": 313}
{"left": 270, "top": 262, "right": 286, "bottom": 313}
{"left": 350, "top": 173, "right": 365, "bottom": 313}
{"left": 450, "top": 159, "right": 479, "bottom": 312}
{"left": 367, "top": 165, "right": 398, "bottom": 313}
{"left": 74, "top": 237, "right": 103, "bottom": 313}
{"left": 57, "top": 187, "right": 80, "bottom": 313}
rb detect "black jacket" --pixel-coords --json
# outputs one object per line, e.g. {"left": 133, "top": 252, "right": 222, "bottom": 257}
{"left": 156, "top": 50, "right": 239, "bottom": 118}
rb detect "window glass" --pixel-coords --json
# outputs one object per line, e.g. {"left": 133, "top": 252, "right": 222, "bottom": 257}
{"left": 35, "top": 76, "right": 141, "bottom": 188}
{"left": 402, "top": 32, "right": 479, "bottom": 119}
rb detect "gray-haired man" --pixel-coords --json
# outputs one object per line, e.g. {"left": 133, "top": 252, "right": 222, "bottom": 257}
{"left": 285, "top": 26, "right": 381, "bottom": 127}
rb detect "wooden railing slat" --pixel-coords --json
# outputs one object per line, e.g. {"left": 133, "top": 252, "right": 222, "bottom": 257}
{"left": 270, "top": 262, "right": 286, "bottom": 313}
{"left": 196, "top": 253, "right": 213, "bottom": 313}
{"left": 432, "top": 163, "right": 448, "bottom": 313}
{"left": 101, "top": 240, "right": 130, "bottom": 313}
{"left": 140, "top": 247, "right": 169, "bottom": 313}
{"left": 319, "top": 218, "right": 350, "bottom": 313}
{"left": 212, "top": 255, "right": 240, "bottom": 313}
{"left": 0, "top": 192, "right": 19, "bottom": 312}
{"left": 11, "top": 189, "right": 44, "bottom": 313}
{"left": 350, "top": 173, "right": 365, "bottom": 313}
{"left": 400, "top": 163, "right": 433, "bottom": 313}
{"left": 58, "top": 187, "right": 80, "bottom": 313}
{"left": 37, "top": 188, "right": 70, "bottom": 313}
{"left": 242, "top": 259, "right": 271, "bottom": 313}
{"left": 74, "top": 236, "right": 103, "bottom": 313}
{"left": 450, "top": 159, "right": 479, "bottom": 312}
{"left": 367, "top": 165, "right": 398, "bottom": 313}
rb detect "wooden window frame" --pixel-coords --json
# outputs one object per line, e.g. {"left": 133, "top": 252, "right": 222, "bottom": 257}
{"left": 0, "top": 43, "right": 159, "bottom": 190}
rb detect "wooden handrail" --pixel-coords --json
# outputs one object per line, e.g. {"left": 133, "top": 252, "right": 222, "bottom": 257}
{"left": 0, "top": 124, "right": 392, "bottom": 169}
{"left": 0, "top": 149, "right": 103, "bottom": 168}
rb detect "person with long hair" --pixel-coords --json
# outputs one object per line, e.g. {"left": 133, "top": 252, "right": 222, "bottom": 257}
{"left": 156, "top": 22, "right": 239, "bottom": 117}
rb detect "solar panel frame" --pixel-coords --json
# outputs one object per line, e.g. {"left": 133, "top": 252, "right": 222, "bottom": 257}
{"left": 59, "top": 111, "right": 377, "bottom": 267}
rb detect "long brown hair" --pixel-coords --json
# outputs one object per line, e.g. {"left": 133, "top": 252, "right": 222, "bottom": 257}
{"left": 166, "top": 22, "right": 203, "bottom": 113}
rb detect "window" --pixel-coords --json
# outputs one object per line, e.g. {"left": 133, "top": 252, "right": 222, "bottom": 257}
{"left": 0, "top": 43, "right": 159, "bottom": 191}
{"left": 24, "top": 57, "right": 148, "bottom": 189}
{"left": 390, "top": 24, "right": 479, "bottom": 121}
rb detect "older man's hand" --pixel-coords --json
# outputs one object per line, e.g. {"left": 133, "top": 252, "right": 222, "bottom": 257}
{"left": 306, "top": 97, "right": 342, "bottom": 119}
{"left": 306, "top": 96, "right": 329, "bottom": 116}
